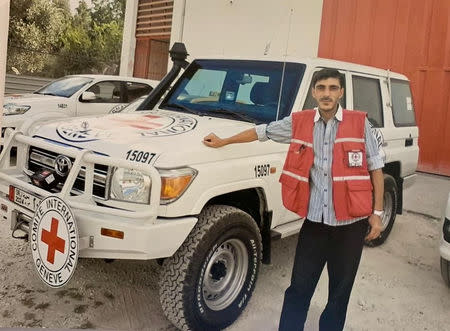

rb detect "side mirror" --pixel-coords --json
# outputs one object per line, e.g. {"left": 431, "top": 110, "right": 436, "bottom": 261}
{"left": 81, "top": 91, "right": 96, "bottom": 101}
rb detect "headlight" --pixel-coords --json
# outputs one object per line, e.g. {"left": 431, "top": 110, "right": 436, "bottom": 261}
{"left": 110, "top": 168, "right": 151, "bottom": 203}
{"left": 3, "top": 103, "right": 31, "bottom": 115}
{"left": 159, "top": 167, "right": 197, "bottom": 204}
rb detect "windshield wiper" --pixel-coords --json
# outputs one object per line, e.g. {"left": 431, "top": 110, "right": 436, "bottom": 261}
{"left": 205, "top": 108, "right": 260, "bottom": 124}
{"left": 163, "top": 103, "right": 204, "bottom": 116}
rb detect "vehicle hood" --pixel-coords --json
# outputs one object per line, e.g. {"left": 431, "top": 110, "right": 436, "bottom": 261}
{"left": 4, "top": 93, "right": 68, "bottom": 105}
{"left": 31, "top": 110, "right": 267, "bottom": 167}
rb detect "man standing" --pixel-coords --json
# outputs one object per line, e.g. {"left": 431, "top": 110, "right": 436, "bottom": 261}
{"left": 203, "top": 68, "right": 384, "bottom": 331}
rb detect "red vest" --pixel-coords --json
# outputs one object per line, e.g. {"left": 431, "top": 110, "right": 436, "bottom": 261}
{"left": 279, "top": 109, "right": 373, "bottom": 221}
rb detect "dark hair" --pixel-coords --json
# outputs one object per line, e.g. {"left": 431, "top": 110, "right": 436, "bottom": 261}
{"left": 311, "top": 68, "right": 345, "bottom": 89}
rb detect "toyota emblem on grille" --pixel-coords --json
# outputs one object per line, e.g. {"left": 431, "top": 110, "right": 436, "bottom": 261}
{"left": 54, "top": 155, "right": 72, "bottom": 177}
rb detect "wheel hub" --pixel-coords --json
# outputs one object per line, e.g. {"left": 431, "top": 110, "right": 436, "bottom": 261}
{"left": 210, "top": 260, "right": 227, "bottom": 281}
{"left": 202, "top": 239, "right": 248, "bottom": 311}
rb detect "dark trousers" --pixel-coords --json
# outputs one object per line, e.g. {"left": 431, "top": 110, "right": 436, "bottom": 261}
{"left": 279, "top": 218, "right": 369, "bottom": 331}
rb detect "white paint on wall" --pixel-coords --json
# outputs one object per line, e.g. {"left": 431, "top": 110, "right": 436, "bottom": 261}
{"left": 0, "top": 0, "right": 11, "bottom": 127}
{"left": 170, "top": 0, "right": 323, "bottom": 61}
{"left": 119, "top": 0, "right": 139, "bottom": 76}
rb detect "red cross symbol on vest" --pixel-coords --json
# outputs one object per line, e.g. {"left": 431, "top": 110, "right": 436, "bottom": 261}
{"left": 41, "top": 218, "right": 66, "bottom": 264}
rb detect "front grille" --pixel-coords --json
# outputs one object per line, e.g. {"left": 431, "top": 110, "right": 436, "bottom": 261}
{"left": 28, "top": 147, "right": 109, "bottom": 199}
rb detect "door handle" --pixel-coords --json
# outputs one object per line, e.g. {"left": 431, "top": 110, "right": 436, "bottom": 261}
{"left": 405, "top": 138, "right": 413, "bottom": 147}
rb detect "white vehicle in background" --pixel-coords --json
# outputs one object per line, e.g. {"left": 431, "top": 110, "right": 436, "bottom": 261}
{"left": 0, "top": 43, "right": 419, "bottom": 330}
{"left": 2, "top": 74, "right": 158, "bottom": 137}
{"left": 440, "top": 192, "right": 450, "bottom": 287}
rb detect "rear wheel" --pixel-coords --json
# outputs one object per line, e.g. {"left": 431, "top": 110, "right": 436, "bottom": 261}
{"left": 441, "top": 257, "right": 450, "bottom": 287}
{"left": 366, "top": 174, "right": 398, "bottom": 247}
{"left": 159, "top": 205, "right": 262, "bottom": 331}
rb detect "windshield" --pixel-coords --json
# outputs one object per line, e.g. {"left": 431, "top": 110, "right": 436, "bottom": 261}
{"left": 35, "top": 76, "right": 93, "bottom": 98}
{"left": 160, "top": 60, "right": 306, "bottom": 123}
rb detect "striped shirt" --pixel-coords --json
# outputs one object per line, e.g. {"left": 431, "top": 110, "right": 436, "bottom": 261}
{"left": 255, "top": 106, "right": 384, "bottom": 226}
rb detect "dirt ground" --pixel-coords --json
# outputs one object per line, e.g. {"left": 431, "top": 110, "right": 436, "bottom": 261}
{"left": 0, "top": 207, "right": 449, "bottom": 331}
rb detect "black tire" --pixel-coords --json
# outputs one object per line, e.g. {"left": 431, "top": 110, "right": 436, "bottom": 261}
{"left": 366, "top": 174, "right": 398, "bottom": 247}
{"left": 159, "top": 205, "right": 262, "bottom": 331}
{"left": 441, "top": 257, "right": 450, "bottom": 287}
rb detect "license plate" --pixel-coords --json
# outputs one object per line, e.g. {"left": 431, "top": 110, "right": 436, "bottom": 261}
{"left": 13, "top": 187, "right": 42, "bottom": 212}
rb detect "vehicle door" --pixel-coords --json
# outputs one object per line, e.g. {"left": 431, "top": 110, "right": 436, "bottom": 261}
{"left": 346, "top": 72, "right": 386, "bottom": 162}
{"left": 76, "top": 80, "right": 125, "bottom": 116}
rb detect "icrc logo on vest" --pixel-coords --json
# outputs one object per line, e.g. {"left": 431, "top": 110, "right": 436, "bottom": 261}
{"left": 30, "top": 196, "right": 79, "bottom": 288}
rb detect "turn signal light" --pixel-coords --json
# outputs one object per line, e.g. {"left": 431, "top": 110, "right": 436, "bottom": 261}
{"left": 101, "top": 228, "right": 124, "bottom": 239}
{"left": 160, "top": 175, "right": 193, "bottom": 200}
{"left": 8, "top": 186, "right": 14, "bottom": 202}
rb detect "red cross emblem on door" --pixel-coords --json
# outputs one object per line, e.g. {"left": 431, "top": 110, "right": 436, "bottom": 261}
{"left": 41, "top": 218, "right": 66, "bottom": 264}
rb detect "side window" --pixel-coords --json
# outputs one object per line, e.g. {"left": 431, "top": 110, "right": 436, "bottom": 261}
{"left": 126, "top": 82, "right": 152, "bottom": 102}
{"left": 86, "top": 81, "right": 122, "bottom": 103}
{"left": 302, "top": 70, "right": 346, "bottom": 110}
{"left": 352, "top": 75, "right": 383, "bottom": 127}
{"left": 391, "top": 79, "right": 416, "bottom": 126}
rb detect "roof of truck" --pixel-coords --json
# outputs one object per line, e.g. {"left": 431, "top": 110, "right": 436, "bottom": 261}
{"left": 190, "top": 55, "right": 409, "bottom": 80}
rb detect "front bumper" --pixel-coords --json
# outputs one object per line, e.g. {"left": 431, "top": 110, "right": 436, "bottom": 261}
{"left": 0, "top": 196, "right": 197, "bottom": 259}
{"left": 0, "top": 130, "right": 197, "bottom": 260}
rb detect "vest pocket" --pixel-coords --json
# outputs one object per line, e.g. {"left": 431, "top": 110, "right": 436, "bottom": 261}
{"left": 279, "top": 173, "right": 309, "bottom": 217}
{"left": 346, "top": 180, "right": 373, "bottom": 217}
{"left": 286, "top": 144, "right": 308, "bottom": 171}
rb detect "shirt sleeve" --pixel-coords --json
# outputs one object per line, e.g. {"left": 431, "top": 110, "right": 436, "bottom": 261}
{"left": 364, "top": 118, "right": 384, "bottom": 171}
{"left": 255, "top": 115, "right": 293, "bottom": 143}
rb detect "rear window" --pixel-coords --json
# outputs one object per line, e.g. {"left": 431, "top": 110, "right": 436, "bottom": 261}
{"left": 391, "top": 79, "right": 416, "bottom": 126}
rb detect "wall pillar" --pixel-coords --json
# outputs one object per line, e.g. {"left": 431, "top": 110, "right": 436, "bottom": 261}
{"left": 119, "top": 0, "right": 139, "bottom": 76}
{"left": 0, "top": 0, "right": 11, "bottom": 127}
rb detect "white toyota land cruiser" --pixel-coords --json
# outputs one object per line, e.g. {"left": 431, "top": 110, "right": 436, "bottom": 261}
{"left": 0, "top": 43, "right": 419, "bottom": 330}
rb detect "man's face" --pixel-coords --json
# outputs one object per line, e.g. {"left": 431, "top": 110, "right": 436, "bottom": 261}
{"left": 311, "top": 77, "right": 344, "bottom": 113}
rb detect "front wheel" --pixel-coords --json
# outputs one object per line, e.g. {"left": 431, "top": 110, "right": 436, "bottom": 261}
{"left": 159, "top": 205, "right": 262, "bottom": 330}
{"left": 366, "top": 174, "right": 398, "bottom": 247}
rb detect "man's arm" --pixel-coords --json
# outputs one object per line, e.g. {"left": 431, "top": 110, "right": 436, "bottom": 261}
{"left": 370, "top": 168, "right": 384, "bottom": 211}
{"left": 203, "top": 114, "right": 293, "bottom": 148}
{"left": 203, "top": 128, "right": 258, "bottom": 148}
{"left": 366, "top": 168, "right": 384, "bottom": 241}
{"left": 363, "top": 117, "right": 385, "bottom": 241}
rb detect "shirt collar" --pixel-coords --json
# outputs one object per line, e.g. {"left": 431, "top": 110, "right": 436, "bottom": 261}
{"left": 314, "top": 105, "right": 343, "bottom": 122}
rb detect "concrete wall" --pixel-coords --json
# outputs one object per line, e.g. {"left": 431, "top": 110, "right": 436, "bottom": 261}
{"left": 4, "top": 74, "right": 53, "bottom": 95}
{"left": 0, "top": 0, "right": 10, "bottom": 127}
{"left": 170, "top": 0, "right": 324, "bottom": 60}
